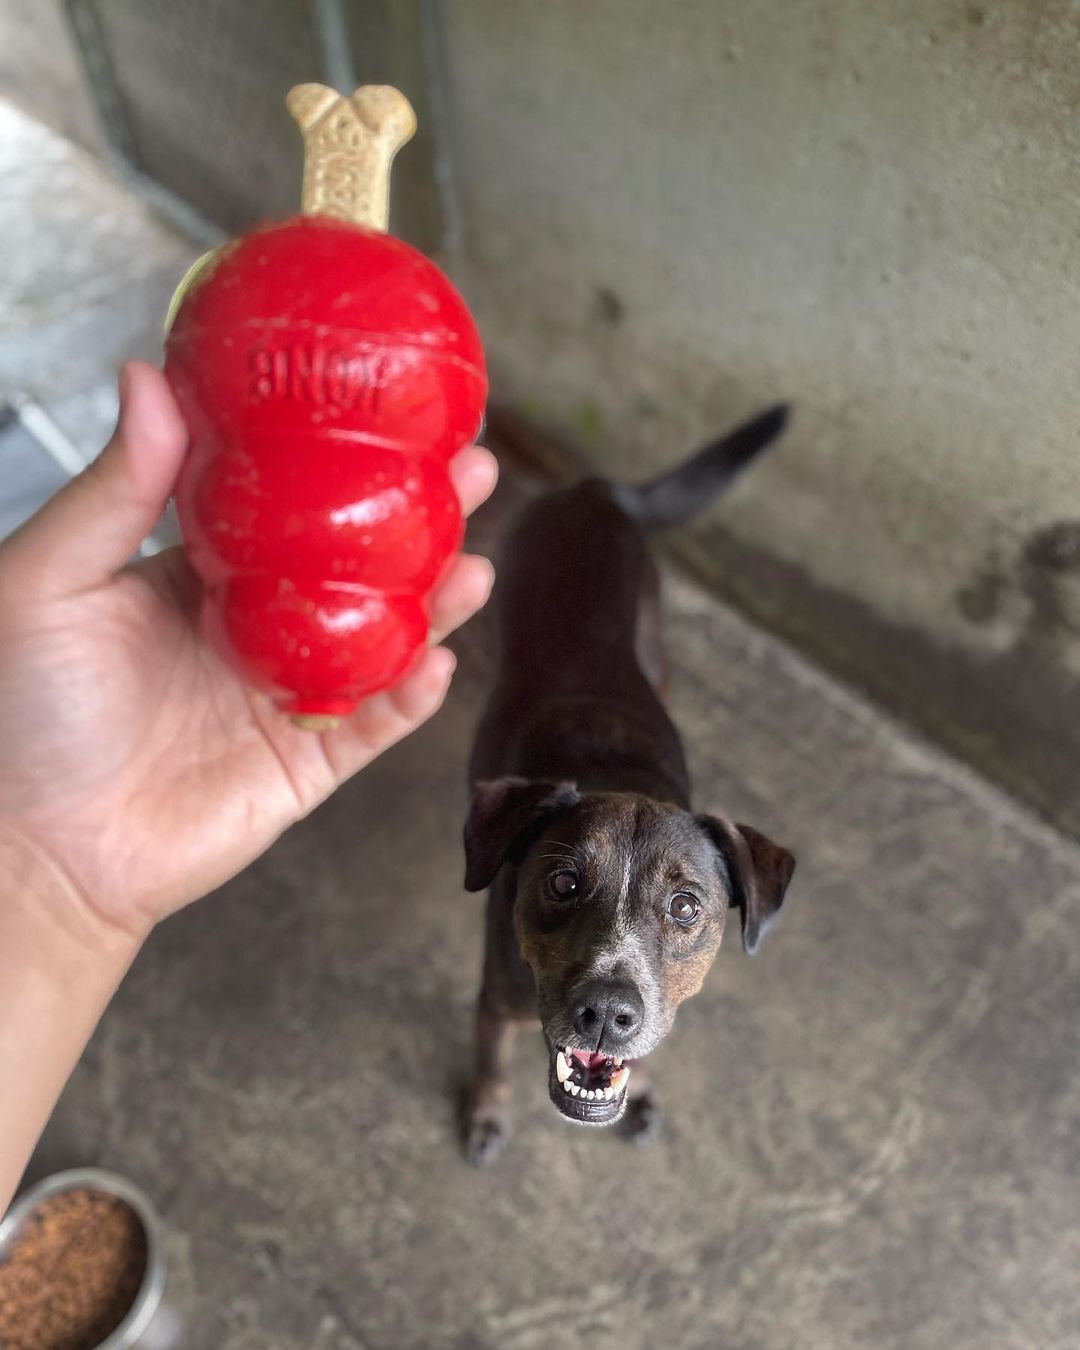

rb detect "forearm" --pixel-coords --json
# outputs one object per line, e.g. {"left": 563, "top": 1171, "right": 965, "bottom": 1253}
{"left": 0, "top": 829, "right": 142, "bottom": 1212}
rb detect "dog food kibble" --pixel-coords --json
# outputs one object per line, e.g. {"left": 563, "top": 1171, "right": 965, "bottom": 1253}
{"left": 0, "top": 1187, "right": 148, "bottom": 1350}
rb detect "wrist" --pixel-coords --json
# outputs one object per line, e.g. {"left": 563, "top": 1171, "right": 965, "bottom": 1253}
{"left": 0, "top": 825, "right": 144, "bottom": 1209}
{"left": 0, "top": 824, "right": 145, "bottom": 980}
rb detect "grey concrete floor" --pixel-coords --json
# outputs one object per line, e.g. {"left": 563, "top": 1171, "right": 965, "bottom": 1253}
{"left": 6, "top": 99, "right": 1080, "bottom": 1350}
{"left": 29, "top": 470, "right": 1080, "bottom": 1349}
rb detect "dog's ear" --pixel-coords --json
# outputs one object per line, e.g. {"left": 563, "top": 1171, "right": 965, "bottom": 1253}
{"left": 698, "top": 815, "right": 795, "bottom": 955}
{"left": 464, "top": 778, "right": 581, "bottom": 892}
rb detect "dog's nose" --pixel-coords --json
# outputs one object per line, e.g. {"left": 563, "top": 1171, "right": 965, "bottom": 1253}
{"left": 572, "top": 980, "right": 644, "bottom": 1051}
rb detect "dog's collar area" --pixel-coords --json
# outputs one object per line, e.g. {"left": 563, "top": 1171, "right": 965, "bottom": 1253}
{"left": 547, "top": 1046, "right": 632, "bottom": 1125}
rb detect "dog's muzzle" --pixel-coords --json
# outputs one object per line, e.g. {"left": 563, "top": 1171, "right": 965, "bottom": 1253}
{"left": 547, "top": 1045, "right": 632, "bottom": 1126}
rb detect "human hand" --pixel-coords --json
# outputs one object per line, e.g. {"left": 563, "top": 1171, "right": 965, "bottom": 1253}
{"left": 0, "top": 362, "right": 496, "bottom": 943}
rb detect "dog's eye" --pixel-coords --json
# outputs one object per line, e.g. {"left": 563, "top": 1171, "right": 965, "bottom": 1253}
{"left": 549, "top": 870, "right": 579, "bottom": 900}
{"left": 668, "top": 893, "right": 700, "bottom": 925}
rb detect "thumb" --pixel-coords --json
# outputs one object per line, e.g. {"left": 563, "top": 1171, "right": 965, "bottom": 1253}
{"left": 0, "top": 362, "right": 188, "bottom": 600}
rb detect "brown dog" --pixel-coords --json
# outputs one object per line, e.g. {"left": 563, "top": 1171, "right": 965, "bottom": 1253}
{"left": 462, "top": 407, "right": 795, "bottom": 1164}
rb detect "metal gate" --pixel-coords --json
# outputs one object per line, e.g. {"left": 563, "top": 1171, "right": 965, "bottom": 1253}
{"left": 63, "top": 0, "right": 446, "bottom": 249}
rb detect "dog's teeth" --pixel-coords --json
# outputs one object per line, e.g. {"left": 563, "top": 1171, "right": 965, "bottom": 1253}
{"left": 569, "top": 1083, "right": 580, "bottom": 1096}
{"left": 556, "top": 1051, "right": 571, "bottom": 1083}
{"left": 610, "top": 1067, "right": 630, "bottom": 1094}
{"left": 604, "top": 1086, "right": 615, "bottom": 1100}
{"left": 563, "top": 1079, "right": 573, "bottom": 1093}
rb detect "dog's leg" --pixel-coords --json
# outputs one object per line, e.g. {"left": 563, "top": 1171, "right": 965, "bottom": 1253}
{"left": 464, "top": 1004, "right": 516, "bottom": 1165}
{"left": 620, "top": 1066, "right": 662, "bottom": 1145}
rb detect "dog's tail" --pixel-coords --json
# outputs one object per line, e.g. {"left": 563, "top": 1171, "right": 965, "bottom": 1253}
{"left": 611, "top": 404, "right": 790, "bottom": 530}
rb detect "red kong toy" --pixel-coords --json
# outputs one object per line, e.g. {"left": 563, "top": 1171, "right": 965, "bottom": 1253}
{"left": 165, "top": 84, "right": 487, "bottom": 728}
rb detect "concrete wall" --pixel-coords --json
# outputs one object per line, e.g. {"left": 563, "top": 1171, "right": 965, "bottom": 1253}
{"left": 439, "top": 0, "right": 1080, "bottom": 836}
{"left": 3, "top": 0, "right": 1077, "bottom": 833}
{"left": 0, "top": 0, "right": 103, "bottom": 151}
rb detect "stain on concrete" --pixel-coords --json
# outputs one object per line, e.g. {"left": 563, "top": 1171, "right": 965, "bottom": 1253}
{"left": 1022, "top": 520, "right": 1080, "bottom": 639}
{"left": 1026, "top": 520, "right": 1080, "bottom": 573}
{"left": 572, "top": 399, "right": 605, "bottom": 446}
{"left": 677, "top": 522, "right": 1080, "bottom": 842}
{"left": 592, "top": 285, "right": 626, "bottom": 327}
{"left": 958, "top": 519, "right": 1080, "bottom": 651}
{"left": 956, "top": 557, "right": 1010, "bottom": 625}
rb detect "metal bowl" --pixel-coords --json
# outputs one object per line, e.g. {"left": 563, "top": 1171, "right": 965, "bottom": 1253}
{"left": 0, "top": 1167, "right": 167, "bottom": 1349}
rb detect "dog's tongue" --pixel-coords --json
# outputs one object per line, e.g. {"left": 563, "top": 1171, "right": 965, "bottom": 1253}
{"left": 571, "top": 1050, "right": 607, "bottom": 1071}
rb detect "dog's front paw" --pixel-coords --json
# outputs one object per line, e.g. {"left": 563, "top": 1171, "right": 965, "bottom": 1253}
{"left": 465, "top": 1113, "right": 509, "bottom": 1166}
{"left": 620, "top": 1091, "right": 662, "bottom": 1146}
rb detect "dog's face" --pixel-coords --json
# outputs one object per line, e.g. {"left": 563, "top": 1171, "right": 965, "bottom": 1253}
{"left": 464, "top": 779, "right": 795, "bottom": 1127}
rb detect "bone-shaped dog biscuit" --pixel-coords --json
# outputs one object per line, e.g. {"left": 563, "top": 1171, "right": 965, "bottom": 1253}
{"left": 164, "top": 84, "right": 417, "bottom": 333}
{"left": 286, "top": 83, "right": 416, "bottom": 231}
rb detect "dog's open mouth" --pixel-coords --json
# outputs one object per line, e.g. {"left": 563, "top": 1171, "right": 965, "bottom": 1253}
{"left": 548, "top": 1046, "right": 632, "bottom": 1125}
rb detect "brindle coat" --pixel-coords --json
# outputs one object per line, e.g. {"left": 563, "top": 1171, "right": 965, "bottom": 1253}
{"left": 463, "top": 408, "right": 796, "bottom": 1165}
